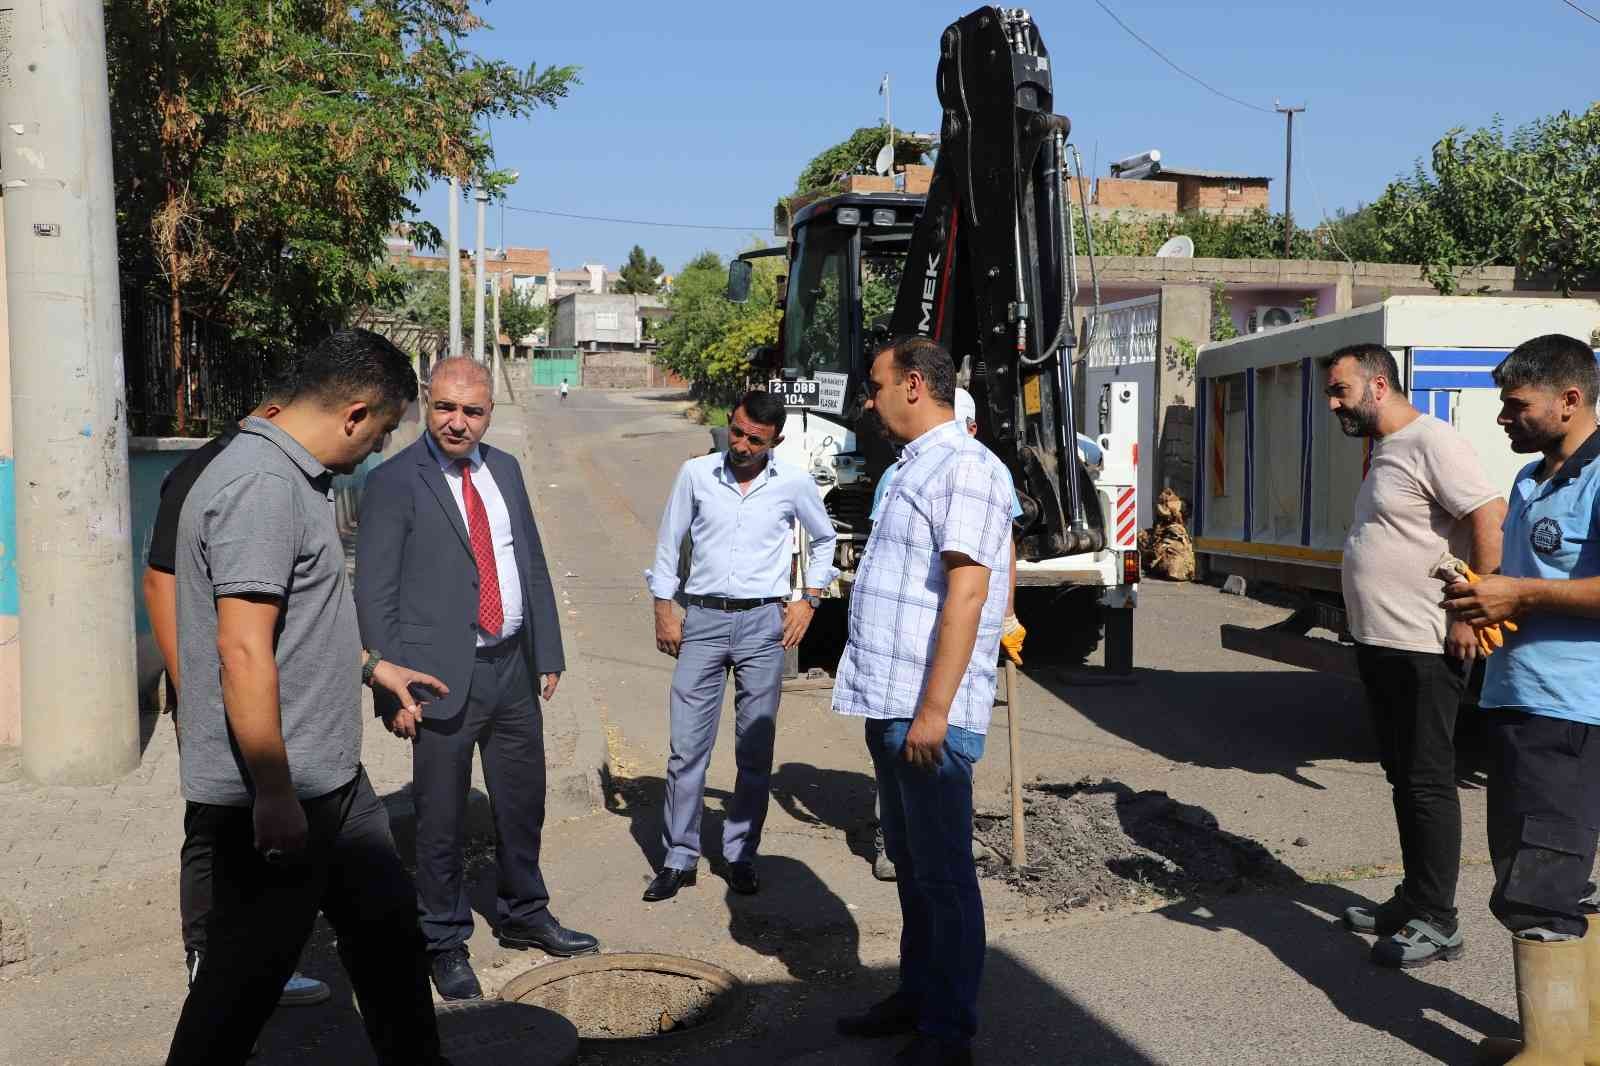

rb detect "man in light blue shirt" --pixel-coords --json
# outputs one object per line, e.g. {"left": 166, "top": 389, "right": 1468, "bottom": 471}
{"left": 1443, "top": 334, "right": 1600, "bottom": 1060}
{"left": 833, "top": 338, "right": 1014, "bottom": 1065}
{"left": 642, "top": 390, "right": 838, "bottom": 902}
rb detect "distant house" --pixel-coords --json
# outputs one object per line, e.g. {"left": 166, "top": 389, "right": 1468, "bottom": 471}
{"left": 549, "top": 291, "right": 677, "bottom": 389}
{"left": 549, "top": 292, "right": 665, "bottom": 352}
{"left": 383, "top": 232, "right": 555, "bottom": 348}
{"left": 1147, "top": 168, "right": 1272, "bottom": 216}
{"left": 1065, "top": 165, "right": 1273, "bottom": 219}
{"left": 550, "top": 264, "right": 612, "bottom": 299}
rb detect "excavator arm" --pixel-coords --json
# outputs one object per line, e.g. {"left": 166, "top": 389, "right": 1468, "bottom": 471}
{"left": 888, "top": 6, "right": 1103, "bottom": 559}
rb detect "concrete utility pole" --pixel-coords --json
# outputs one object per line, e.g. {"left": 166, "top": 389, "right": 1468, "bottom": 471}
{"left": 448, "top": 177, "right": 462, "bottom": 357}
{"left": 492, "top": 268, "right": 503, "bottom": 400}
{"left": 472, "top": 186, "right": 488, "bottom": 364}
{"left": 1275, "top": 101, "right": 1305, "bottom": 258}
{"left": 0, "top": 0, "right": 140, "bottom": 783}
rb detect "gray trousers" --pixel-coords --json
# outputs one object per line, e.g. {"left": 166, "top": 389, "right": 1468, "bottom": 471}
{"left": 663, "top": 603, "right": 786, "bottom": 869}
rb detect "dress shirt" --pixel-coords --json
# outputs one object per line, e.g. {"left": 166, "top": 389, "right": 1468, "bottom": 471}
{"left": 425, "top": 434, "right": 524, "bottom": 646}
{"left": 646, "top": 452, "right": 839, "bottom": 601}
{"left": 832, "top": 420, "right": 1014, "bottom": 734}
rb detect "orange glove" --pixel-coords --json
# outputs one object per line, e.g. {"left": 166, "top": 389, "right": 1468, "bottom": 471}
{"left": 1000, "top": 615, "right": 1026, "bottom": 666}
{"left": 1431, "top": 553, "right": 1517, "bottom": 656}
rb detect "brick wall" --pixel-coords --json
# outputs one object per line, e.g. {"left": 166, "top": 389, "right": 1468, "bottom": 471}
{"left": 1065, "top": 176, "right": 1093, "bottom": 208}
{"left": 1095, "top": 178, "right": 1178, "bottom": 212}
{"left": 1176, "top": 178, "right": 1270, "bottom": 215}
{"left": 899, "top": 164, "right": 932, "bottom": 195}
{"left": 845, "top": 175, "right": 895, "bottom": 194}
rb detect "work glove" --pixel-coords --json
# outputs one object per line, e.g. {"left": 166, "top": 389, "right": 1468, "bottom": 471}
{"left": 1000, "top": 614, "right": 1027, "bottom": 666}
{"left": 1431, "top": 552, "right": 1517, "bottom": 657}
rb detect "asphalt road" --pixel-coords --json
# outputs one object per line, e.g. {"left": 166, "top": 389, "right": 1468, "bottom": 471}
{"left": 0, "top": 387, "right": 1528, "bottom": 1065}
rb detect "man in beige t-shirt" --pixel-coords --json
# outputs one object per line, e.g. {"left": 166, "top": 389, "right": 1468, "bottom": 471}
{"left": 1324, "top": 344, "right": 1505, "bottom": 970}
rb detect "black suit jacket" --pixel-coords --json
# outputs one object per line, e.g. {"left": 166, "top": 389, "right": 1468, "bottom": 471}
{"left": 355, "top": 436, "right": 565, "bottom": 722}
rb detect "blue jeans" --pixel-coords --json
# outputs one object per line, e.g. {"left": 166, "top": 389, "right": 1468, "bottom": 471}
{"left": 867, "top": 717, "right": 987, "bottom": 1045}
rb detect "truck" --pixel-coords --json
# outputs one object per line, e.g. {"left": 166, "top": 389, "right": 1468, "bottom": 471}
{"left": 1192, "top": 295, "right": 1600, "bottom": 676}
{"left": 726, "top": 6, "right": 1141, "bottom": 670}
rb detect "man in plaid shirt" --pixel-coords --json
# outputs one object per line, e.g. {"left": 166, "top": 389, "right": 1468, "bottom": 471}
{"left": 833, "top": 336, "right": 1015, "bottom": 1066}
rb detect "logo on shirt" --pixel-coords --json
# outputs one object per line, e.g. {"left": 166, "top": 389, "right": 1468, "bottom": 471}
{"left": 1531, "top": 517, "right": 1564, "bottom": 555}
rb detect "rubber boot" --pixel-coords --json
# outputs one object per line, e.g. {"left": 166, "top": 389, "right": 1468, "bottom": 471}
{"left": 1481, "top": 918, "right": 1600, "bottom": 1066}
{"left": 1478, "top": 934, "right": 1589, "bottom": 1065}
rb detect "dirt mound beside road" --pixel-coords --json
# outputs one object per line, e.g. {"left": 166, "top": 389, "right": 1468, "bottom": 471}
{"left": 974, "top": 779, "right": 1297, "bottom": 912}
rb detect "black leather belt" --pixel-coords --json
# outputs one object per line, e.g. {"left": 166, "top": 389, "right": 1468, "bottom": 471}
{"left": 682, "top": 594, "right": 786, "bottom": 612}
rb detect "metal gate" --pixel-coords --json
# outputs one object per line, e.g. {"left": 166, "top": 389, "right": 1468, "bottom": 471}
{"left": 528, "top": 347, "right": 580, "bottom": 387}
{"left": 1082, "top": 296, "right": 1159, "bottom": 530}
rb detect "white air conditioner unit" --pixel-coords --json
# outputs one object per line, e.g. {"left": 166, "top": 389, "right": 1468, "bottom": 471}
{"left": 1250, "top": 305, "right": 1297, "bottom": 333}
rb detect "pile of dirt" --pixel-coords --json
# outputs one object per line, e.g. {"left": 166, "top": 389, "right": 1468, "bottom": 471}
{"left": 973, "top": 780, "right": 1295, "bottom": 912}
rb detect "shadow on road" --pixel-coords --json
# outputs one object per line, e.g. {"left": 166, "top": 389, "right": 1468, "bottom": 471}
{"left": 1097, "top": 784, "right": 1520, "bottom": 1064}
{"left": 769, "top": 761, "right": 878, "bottom": 867}
{"left": 604, "top": 767, "right": 868, "bottom": 981}
{"left": 247, "top": 936, "right": 1164, "bottom": 1066}
{"left": 1038, "top": 666, "right": 1373, "bottom": 788}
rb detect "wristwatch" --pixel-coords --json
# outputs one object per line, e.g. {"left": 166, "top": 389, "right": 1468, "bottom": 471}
{"left": 361, "top": 649, "right": 383, "bottom": 686}
{"left": 801, "top": 592, "right": 822, "bottom": 608}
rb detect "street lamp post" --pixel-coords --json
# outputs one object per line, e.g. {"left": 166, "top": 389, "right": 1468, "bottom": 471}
{"left": 472, "top": 185, "right": 489, "bottom": 364}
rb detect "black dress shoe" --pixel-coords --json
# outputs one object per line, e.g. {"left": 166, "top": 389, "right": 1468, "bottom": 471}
{"left": 726, "top": 860, "right": 759, "bottom": 895}
{"left": 642, "top": 865, "right": 696, "bottom": 902}
{"left": 895, "top": 1035, "right": 974, "bottom": 1066}
{"left": 429, "top": 947, "right": 482, "bottom": 1001}
{"left": 836, "top": 992, "right": 918, "bottom": 1038}
{"left": 496, "top": 915, "right": 600, "bottom": 957}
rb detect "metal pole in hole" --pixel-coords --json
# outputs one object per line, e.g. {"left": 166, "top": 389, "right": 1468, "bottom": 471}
{"left": 1005, "top": 658, "right": 1025, "bottom": 866}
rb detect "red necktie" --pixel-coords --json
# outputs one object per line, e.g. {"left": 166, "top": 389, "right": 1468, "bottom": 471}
{"left": 459, "top": 460, "right": 504, "bottom": 637}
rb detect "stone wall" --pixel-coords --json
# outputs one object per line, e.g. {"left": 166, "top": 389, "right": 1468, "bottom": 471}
{"left": 580, "top": 350, "right": 681, "bottom": 389}
{"left": 1158, "top": 404, "right": 1196, "bottom": 505}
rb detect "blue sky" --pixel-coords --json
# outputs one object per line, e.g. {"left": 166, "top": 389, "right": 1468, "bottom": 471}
{"left": 412, "top": 0, "right": 1599, "bottom": 274}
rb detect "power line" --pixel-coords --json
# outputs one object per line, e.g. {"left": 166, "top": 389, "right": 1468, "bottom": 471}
{"left": 502, "top": 204, "right": 765, "bottom": 233}
{"left": 1090, "top": 0, "right": 1274, "bottom": 115}
{"left": 1562, "top": 0, "right": 1600, "bottom": 25}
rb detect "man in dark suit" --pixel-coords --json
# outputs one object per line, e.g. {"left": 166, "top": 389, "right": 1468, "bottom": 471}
{"left": 355, "top": 356, "right": 597, "bottom": 1002}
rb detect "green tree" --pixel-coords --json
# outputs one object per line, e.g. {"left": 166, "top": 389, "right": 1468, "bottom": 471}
{"left": 393, "top": 266, "right": 468, "bottom": 335}
{"left": 1069, "top": 208, "right": 1321, "bottom": 260}
{"left": 498, "top": 286, "right": 549, "bottom": 343}
{"left": 654, "top": 252, "right": 736, "bottom": 398}
{"left": 654, "top": 249, "right": 782, "bottom": 404}
{"left": 792, "top": 126, "right": 932, "bottom": 194}
{"left": 615, "top": 245, "right": 665, "bottom": 294}
{"left": 107, "top": 0, "right": 579, "bottom": 430}
{"left": 1367, "top": 106, "right": 1600, "bottom": 295}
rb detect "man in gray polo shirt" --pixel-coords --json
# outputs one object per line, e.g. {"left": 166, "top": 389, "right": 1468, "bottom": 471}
{"left": 165, "top": 330, "right": 452, "bottom": 1066}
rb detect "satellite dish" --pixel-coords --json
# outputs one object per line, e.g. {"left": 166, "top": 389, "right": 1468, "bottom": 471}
{"left": 874, "top": 143, "right": 894, "bottom": 177}
{"left": 1156, "top": 235, "right": 1195, "bottom": 259}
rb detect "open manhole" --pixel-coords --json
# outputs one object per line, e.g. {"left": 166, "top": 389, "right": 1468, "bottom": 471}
{"left": 499, "top": 952, "right": 742, "bottom": 1043}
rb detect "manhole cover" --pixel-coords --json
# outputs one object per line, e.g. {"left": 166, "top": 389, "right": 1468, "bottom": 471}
{"left": 499, "top": 952, "right": 742, "bottom": 1043}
